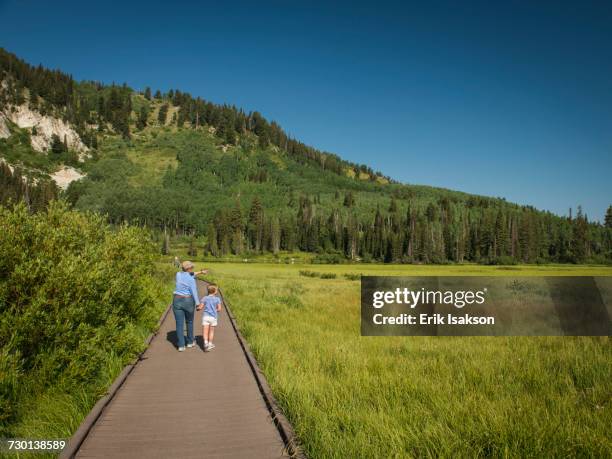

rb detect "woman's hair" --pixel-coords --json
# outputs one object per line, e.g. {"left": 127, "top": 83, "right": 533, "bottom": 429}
{"left": 181, "top": 260, "right": 194, "bottom": 271}
{"left": 207, "top": 284, "right": 218, "bottom": 294}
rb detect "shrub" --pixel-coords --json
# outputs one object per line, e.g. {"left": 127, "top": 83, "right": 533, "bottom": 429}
{"left": 487, "top": 256, "right": 518, "bottom": 266}
{"left": 299, "top": 270, "right": 337, "bottom": 279}
{"left": 311, "top": 253, "right": 343, "bottom": 264}
{"left": 0, "top": 202, "right": 164, "bottom": 434}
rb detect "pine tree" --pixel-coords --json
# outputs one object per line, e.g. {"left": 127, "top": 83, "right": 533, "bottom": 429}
{"left": 270, "top": 216, "right": 281, "bottom": 254}
{"left": 225, "top": 124, "right": 236, "bottom": 145}
{"left": 158, "top": 104, "right": 168, "bottom": 125}
{"left": 571, "top": 206, "right": 589, "bottom": 262}
{"left": 98, "top": 95, "right": 106, "bottom": 118}
{"left": 188, "top": 237, "right": 198, "bottom": 257}
{"left": 50, "top": 134, "right": 65, "bottom": 154}
{"left": 161, "top": 231, "right": 170, "bottom": 255}
{"left": 425, "top": 203, "right": 437, "bottom": 222}
{"left": 518, "top": 213, "right": 533, "bottom": 262}
{"left": 115, "top": 111, "right": 131, "bottom": 139}
{"left": 144, "top": 87, "right": 152, "bottom": 100}
{"left": 258, "top": 132, "right": 269, "bottom": 149}
{"left": 343, "top": 191, "right": 355, "bottom": 207}
{"left": 281, "top": 217, "right": 296, "bottom": 251}
{"left": 346, "top": 214, "right": 358, "bottom": 260}
{"left": 494, "top": 210, "right": 509, "bottom": 258}
{"left": 229, "top": 201, "right": 244, "bottom": 254}
{"left": 207, "top": 224, "right": 219, "bottom": 256}
{"left": 137, "top": 106, "right": 148, "bottom": 129}
{"left": 247, "top": 197, "right": 264, "bottom": 252}
{"left": 605, "top": 205, "right": 612, "bottom": 229}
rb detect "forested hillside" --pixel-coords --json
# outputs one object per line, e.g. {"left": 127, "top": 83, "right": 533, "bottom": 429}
{"left": 1, "top": 47, "right": 611, "bottom": 264}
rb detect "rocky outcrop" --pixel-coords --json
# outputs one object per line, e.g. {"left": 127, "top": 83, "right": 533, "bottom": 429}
{"left": 1, "top": 104, "right": 89, "bottom": 156}
{"left": 0, "top": 157, "right": 14, "bottom": 172}
{"left": 1, "top": 157, "right": 85, "bottom": 189}
{"left": 0, "top": 112, "right": 10, "bottom": 139}
{"left": 51, "top": 166, "right": 85, "bottom": 189}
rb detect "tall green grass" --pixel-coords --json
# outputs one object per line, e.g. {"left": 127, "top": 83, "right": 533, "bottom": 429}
{"left": 202, "top": 262, "right": 612, "bottom": 458}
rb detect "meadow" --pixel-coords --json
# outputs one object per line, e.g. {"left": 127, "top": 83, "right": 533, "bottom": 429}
{"left": 198, "top": 262, "right": 612, "bottom": 458}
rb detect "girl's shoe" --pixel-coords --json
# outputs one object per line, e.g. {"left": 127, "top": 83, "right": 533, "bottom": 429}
{"left": 207, "top": 343, "right": 216, "bottom": 350}
{"left": 187, "top": 343, "right": 195, "bottom": 348}
{"left": 178, "top": 347, "right": 185, "bottom": 352}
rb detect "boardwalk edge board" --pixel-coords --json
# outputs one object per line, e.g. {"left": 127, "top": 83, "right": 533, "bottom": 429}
{"left": 212, "top": 280, "right": 306, "bottom": 459}
{"left": 61, "top": 280, "right": 304, "bottom": 459}
{"left": 59, "top": 305, "right": 173, "bottom": 459}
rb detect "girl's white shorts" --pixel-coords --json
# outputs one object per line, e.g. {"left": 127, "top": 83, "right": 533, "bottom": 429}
{"left": 202, "top": 314, "right": 218, "bottom": 326}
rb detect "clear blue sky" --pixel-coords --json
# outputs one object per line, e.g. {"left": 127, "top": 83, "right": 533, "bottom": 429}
{"left": 1, "top": 0, "right": 610, "bottom": 220}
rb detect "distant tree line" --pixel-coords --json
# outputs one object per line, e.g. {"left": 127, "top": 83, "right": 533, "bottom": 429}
{"left": 203, "top": 196, "right": 612, "bottom": 264}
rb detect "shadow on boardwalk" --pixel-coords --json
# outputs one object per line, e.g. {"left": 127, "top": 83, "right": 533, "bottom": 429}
{"left": 166, "top": 331, "right": 206, "bottom": 351}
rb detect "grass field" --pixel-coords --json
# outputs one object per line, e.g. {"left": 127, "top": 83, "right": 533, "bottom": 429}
{"left": 125, "top": 146, "right": 177, "bottom": 187}
{"left": 197, "top": 262, "right": 612, "bottom": 458}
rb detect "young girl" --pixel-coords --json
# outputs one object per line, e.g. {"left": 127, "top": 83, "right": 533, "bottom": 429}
{"left": 200, "top": 284, "right": 222, "bottom": 351}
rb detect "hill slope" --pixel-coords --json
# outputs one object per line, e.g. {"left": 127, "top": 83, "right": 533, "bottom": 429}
{"left": 0, "top": 48, "right": 610, "bottom": 264}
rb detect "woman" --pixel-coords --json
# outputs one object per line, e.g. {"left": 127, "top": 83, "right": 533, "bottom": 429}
{"left": 172, "top": 261, "right": 207, "bottom": 351}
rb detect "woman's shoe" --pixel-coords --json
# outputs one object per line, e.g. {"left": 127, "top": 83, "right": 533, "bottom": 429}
{"left": 187, "top": 343, "right": 195, "bottom": 348}
{"left": 178, "top": 347, "right": 185, "bottom": 352}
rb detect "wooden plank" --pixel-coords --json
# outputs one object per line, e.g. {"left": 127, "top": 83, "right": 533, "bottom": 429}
{"left": 65, "top": 280, "right": 291, "bottom": 458}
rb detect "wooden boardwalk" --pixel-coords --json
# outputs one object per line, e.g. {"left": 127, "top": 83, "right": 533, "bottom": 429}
{"left": 70, "top": 280, "right": 290, "bottom": 458}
